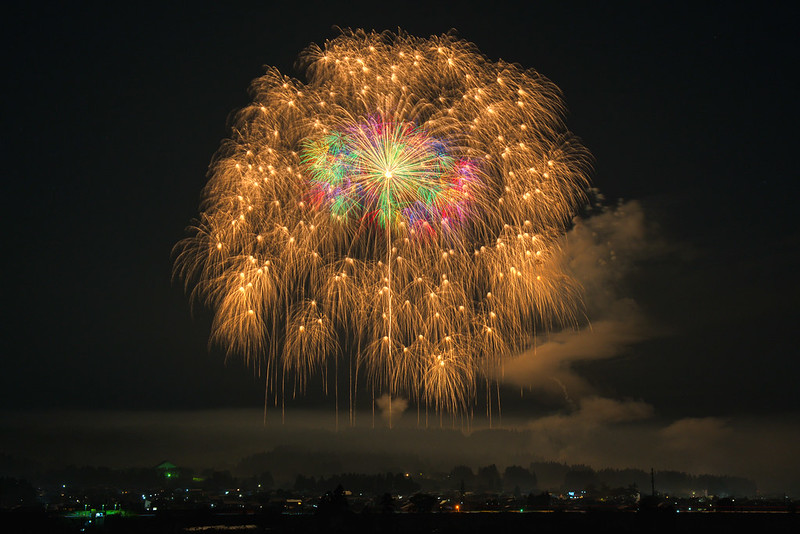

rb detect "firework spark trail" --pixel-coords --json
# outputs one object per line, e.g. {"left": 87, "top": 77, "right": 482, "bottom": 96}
{"left": 174, "top": 29, "right": 591, "bottom": 425}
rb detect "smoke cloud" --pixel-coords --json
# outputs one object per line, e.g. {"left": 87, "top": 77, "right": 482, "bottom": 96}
{"left": 376, "top": 394, "right": 409, "bottom": 422}
{"left": 504, "top": 200, "right": 660, "bottom": 404}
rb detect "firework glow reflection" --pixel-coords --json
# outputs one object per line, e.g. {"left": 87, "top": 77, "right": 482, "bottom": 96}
{"left": 175, "top": 30, "right": 591, "bottom": 426}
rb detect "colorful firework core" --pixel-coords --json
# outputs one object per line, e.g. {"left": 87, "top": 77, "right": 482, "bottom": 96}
{"left": 302, "top": 118, "right": 477, "bottom": 235}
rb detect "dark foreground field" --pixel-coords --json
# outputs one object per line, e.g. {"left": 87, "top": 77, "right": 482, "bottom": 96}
{"left": 4, "top": 509, "right": 799, "bottom": 534}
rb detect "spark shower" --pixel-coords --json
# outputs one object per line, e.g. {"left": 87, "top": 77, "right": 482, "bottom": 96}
{"left": 175, "top": 30, "right": 590, "bottom": 425}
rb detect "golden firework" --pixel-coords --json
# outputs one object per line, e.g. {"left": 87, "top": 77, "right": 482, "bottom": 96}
{"left": 175, "top": 29, "right": 590, "bottom": 424}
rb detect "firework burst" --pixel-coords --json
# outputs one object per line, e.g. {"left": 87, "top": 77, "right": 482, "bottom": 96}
{"left": 175, "top": 29, "right": 590, "bottom": 424}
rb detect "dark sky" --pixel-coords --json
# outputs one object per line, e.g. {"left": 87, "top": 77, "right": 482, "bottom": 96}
{"left": 2, "top": 1, "right": 798, "bottom": 489}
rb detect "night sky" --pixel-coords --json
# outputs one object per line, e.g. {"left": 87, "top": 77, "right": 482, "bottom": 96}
{"left": 2, "top": 2, "right": 798, "bottom": 492}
